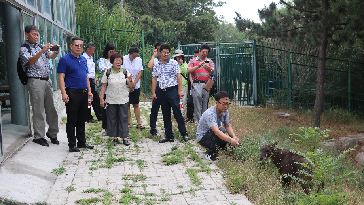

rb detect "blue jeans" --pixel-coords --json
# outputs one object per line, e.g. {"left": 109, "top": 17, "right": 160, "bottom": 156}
{"left": 160, "top": 86, "right": 187, "bottom": 139}
{"left": 150, "top": 82, "right": 161, "bottom": 134}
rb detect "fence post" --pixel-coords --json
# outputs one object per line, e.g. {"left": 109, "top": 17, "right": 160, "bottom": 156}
{"left": 78, "top": 24, "right": 80, "bottom": 37}
{"left": 253, "top": 39, "right": 257, "bottom": 105}
{"left": 348, "top": 60, "right": 351, "bottom": 112}
{"left": 288, "top": 49, "right": 292, "bottom": 109}
{"left": 142, "top": 30, "right": 146, "bottom": 94}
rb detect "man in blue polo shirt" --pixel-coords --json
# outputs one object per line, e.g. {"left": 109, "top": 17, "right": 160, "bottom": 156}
{"left": 58, "top": 37, "right": 94, "bottom": 152}
{"left": 152, "top": 44, "right": 189, "bottom": 143}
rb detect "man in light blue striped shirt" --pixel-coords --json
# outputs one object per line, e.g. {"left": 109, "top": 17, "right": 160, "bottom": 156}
{"left": 152, "top": 44, "right": 189, "bottom": 143}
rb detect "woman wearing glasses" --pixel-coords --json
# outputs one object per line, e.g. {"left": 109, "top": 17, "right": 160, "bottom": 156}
{"left": 100, "top": 53, "right": 134, "bottom": 146}
{"left": 97, "top": 43, "right": 116, "bottom": 131}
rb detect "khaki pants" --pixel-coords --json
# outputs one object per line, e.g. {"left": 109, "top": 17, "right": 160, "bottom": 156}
{"left": 27, "top": 78, "right": 59, "bottom": 139}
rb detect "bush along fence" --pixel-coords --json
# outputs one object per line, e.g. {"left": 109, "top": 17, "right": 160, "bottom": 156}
{"left": 76, "top": 13, "right": 178, "bottom": 94}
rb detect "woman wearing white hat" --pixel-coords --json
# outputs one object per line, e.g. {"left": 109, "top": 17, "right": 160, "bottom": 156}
{"left": 173, "top": 50, "right": 188, "bottom": 118}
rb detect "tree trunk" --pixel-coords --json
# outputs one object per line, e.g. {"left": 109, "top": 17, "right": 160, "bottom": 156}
{"left": 312, "top": 0, "right": 329, "bottom": 128}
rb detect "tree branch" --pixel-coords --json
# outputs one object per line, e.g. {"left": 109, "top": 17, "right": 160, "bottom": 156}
{"left": 280, "top": 0, "right": 318, "bottom": 13}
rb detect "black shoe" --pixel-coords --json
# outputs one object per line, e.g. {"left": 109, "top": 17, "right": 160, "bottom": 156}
{"left": 183, "top": 135, "right": 189, "bottom": 142}
{"left": 77, "top": 143, "right": 94, "bottom": 149}
{"left": 33, "top": 138, "right": 49, "bottom": 147}
{"left": 69, "top": 146, "right": 80, "bottom": 152}
{"left": 87, "top": 119, "right": 98, "bottom": 123}
{"left": 123, "top": 139, "right": 130, "bottom": 146}
{"left": 159, "top": 138, "right": 174, "bottom": 143}
{"left": 46, "top": 133, "right": 59, "bottom": 145}
{"left": 150, "top": 132, "right": 157, "bottom": 137}
{"left": 113, "top": 138, "right": 119, "bottom": 146}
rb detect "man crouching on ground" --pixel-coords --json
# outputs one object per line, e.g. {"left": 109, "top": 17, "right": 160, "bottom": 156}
{"left": 196, "top": 91, "right": 239, "bottom": 161}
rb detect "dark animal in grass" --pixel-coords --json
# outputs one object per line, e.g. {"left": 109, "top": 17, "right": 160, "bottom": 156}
{"left": 260, "top": 142, "right": 313, "bottom": 195}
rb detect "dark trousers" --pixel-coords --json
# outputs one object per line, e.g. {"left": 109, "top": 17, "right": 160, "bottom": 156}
{"left": 87, "top": 78, "right": 103, "bottom": 121}
{"left": 66, "top": 88, "right": 88, "bottom": 147}
{"left": 150, "top": 82, "right": 161, "bottom": 134}
{"left": 198, "top": 127, "right": 228, "bottom": 156}
{"left": 102, "top": 94, "right": 107, "bottom": 130}
{"left": 187, "top": 93, "right": 194, "bottom": 120}
{"left": 160, "top": 87, "right": 187, "bottom": 139}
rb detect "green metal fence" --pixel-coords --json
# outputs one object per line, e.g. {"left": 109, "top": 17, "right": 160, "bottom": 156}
{"left": 180, "top": 40, "right": 364, "bottom": 117}
{"left": 77, "top": 13, "right": 177, "bottom": 95}
{"left": 256, "top": 40, "right": 364, "bottom": 116}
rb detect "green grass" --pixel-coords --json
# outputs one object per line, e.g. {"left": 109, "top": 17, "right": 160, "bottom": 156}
{"left": 51, "top": 165, "right": 66, "bottom": 176}
{"left": 65, "top": 184, "right": 76, "bottom": 193}
{"left": 82, "top": 188, "right": 107, "bottom": 193}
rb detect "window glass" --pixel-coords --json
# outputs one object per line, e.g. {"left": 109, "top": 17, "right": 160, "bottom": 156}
{"left": 65, "top": 1, "right": 69, "bottom": 30}
{"left": 47, "top": 21, "right": 52, "bottom": 43}
{"left": 37, "top": 0, "right": 42, "bottom": 12}
{"left": 38, "top": 16, "right": 45, "bottom": 44}
{"left": 22, "top": 14, "right": 34, "bottom": 41}
{"left": 27, "top": 0, "right": 35, "bottom": 7}
{"left": 56, "top": 0, "right": 61, "bottom": 22}
{"left": 44, "top": 0, "right": 51, "bottom": 14}
{"left": 62, "top": 0, "right": 67, "bottom": 28}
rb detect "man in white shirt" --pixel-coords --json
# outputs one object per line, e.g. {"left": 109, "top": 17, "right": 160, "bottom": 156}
{"left": 82, "top": 42, "right": 103, "bottom": 123}
{"left": 123, "top": 45, "right": 145, "bottom": 129}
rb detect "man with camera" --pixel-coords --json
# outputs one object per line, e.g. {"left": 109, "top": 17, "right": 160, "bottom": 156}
{"left": 187, "top": 44, "right": 215, "bottom": 122}
{"left": 19, "top": 25, "right": 60, "bottom": 147}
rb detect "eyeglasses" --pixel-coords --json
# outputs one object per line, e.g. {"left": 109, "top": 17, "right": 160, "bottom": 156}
{"left": 161, "top": 51, "right": 170, "bottom": 55}
{"left": 73, "top": 44, "right": 83, "bottom": 48}
{"left": 217, "top": 101, "right": 231, "bottom": 106}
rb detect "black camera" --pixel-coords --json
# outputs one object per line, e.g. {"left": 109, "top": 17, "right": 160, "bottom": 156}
{"left": 204, "top": 60, "right": 210, "bottom": 63}
{"left": 50, "top": 45, "right": 59, "bottom": 51}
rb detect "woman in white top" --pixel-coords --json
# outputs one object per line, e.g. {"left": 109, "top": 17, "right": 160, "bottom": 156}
{"left": 100, "top": 53, "right": 134, "bottom": 146}
{"left": 97, "top": 43, "right": 115, "bottom": 131}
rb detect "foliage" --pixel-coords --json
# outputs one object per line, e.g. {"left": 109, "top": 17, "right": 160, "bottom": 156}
{"left": 51, "top": 165, "right": 66, "bottom": 176}
{"left": 235, "top": 0, "right": 364, "bottom": 127}
{"left": 82, "top": 188, "right": 106, "bottom": 193}
{"left": 65, "top": 184, "right": 76, "bottom": 193}
{"left": 290, "top": 127, "right": 330, "bottom": 152}
{"left": 124, "top": 0, "right": 225, "bottom": 43}
{"left": 214, "top": 22, "right": 250, "bottom": 42}
{"left": 75, "top": 197, "right": 102, "bottom": 205}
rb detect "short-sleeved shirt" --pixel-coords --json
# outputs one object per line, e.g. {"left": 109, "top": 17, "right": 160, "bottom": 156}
{"left": 82, "top": 53, "right": 95, "bottom": 79}
{"left": 180, "top": 62, "right": 188, "bottom": 87}
{"left": 57, "top": 52, "right": 89, "bottom": 89}
{"left": 152, "top": 58, "right": 180, "bottom": 89}
{"left": 123, "top": 54, "right": 143, "bottom": 89}
{"left": 19, "top": 41, "right": 50, "bottom": 78}
{"left": 97, "top": 58, "right": 112, "bottom": 73}
{"left": 196, "top": 105, "right": 230, "bottom": 142}
{"left": 101, "top": 68, "right": 131, "bottom": 105}
{"left": 153, "top": 57, "right": 160, "bottom": 82}
{"left": 188, "top": 57, "right": 214, "bottom": 82}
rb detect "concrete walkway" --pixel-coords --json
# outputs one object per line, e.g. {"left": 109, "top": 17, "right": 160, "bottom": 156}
{"left": 0, "top": 102, "right": 252, "bottom": 205}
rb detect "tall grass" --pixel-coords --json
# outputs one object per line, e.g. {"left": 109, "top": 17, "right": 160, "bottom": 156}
{"left": 210, "top": 105, "right": 364, "bottom": 204}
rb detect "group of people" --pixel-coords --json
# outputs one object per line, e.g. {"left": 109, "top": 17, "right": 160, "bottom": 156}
{"left": 19, "top": 24, "right": 240, "bottom": 160}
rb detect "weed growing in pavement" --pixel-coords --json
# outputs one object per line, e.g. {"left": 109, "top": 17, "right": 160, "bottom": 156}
{"left": 35, "top": 202, "right": 48, "bottom": 205}
{"left": 82, "top": 188, "right": 106, "bottom": 193}
{"left": 136, "top": 159, "right": 147, "bottom": 170}
{"left": 51, "top": 165, "right": 66, "bottom": 176}
{"left": 186, "top": 169, "right": 201, "bottom": 185}
{"left": 61, "top": 117, "right": 67, "bottom": 123}
{"left": 122, "top": 174, "right": 147, "bottom": 183}
{"left": 102, "top": 192, "right": 114, "bottom": 205}
{"left": 119, "top": 193, "right": 140, "bottom": 204}
{"left": 65, "top": 184, "right": 76, "bottom": 193}
{"left": 75, "top": 197, "right": 101, "bottom": 204}
{"left": 120, "top": 188, "right": 133, "bottom": 193}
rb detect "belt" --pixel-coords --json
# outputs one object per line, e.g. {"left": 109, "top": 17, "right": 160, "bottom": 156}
{"left": 193, "top": 80, "right": 207, "bottom": 84}
{"left": 161, "top": 85, "right": 178, "bottom": 92}
{"left": 29, "top": 77, "right": 49, "bottom": 81}
{"left": 66, "top": 88, "right": 88, "bottom": 93}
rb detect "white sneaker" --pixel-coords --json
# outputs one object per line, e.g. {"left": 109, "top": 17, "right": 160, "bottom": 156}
{"left": 205, "top": 154, "right": 212, "bottom": 160}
